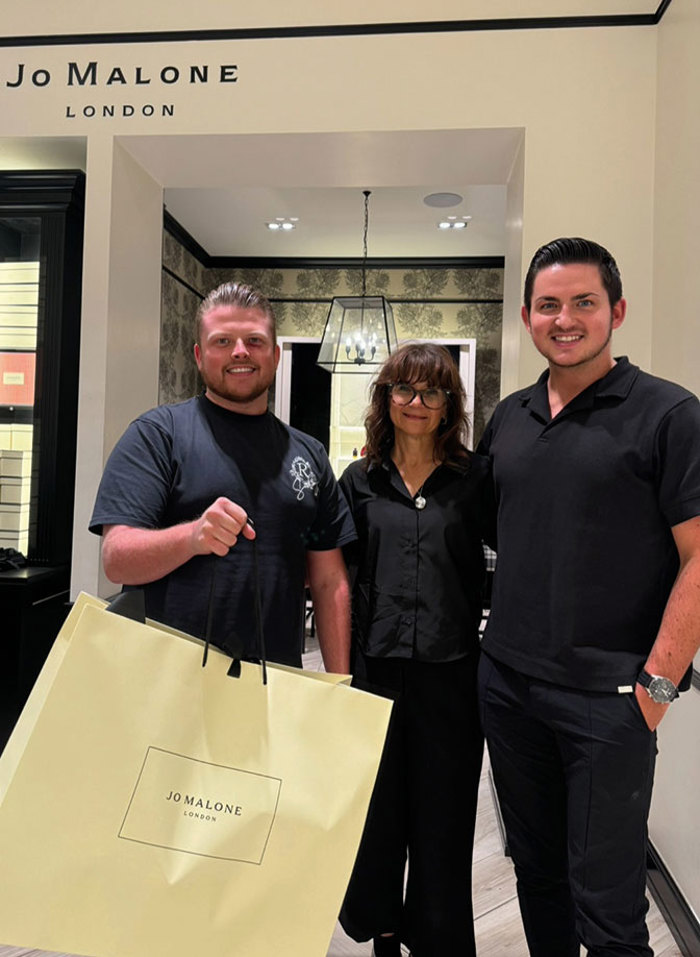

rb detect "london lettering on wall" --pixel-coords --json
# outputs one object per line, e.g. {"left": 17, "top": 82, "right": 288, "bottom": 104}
{"left": 4, "top": 59, "right": 239, "bottom": 121}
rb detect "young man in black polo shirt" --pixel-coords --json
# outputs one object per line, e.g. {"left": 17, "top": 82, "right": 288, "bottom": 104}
{"left": 478, "top": 238, "right": 700, "bottom": 956}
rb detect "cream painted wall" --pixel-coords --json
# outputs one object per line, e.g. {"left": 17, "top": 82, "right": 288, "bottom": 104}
{"left": 0, "top": 10, "right": 661, "bottom": 652}
{"left": 0, "top": 21, "right": 656, "bottom": 591}
{"left": 0, "top": 25, "right": 657, "bottom": 382}
{"left": 2, "top": 2, "right": 699, "bottom": 929}
{"left": 648, "top": 0, "right": 700, "bottom": 923}
{"left": 501, "top": 134, "right": 525, "bottom": 397}
{"left": 70, "top": 138, "right": 163, "bottom": 598}
{"left": 0, "top": 1, "right": 661, "bottom": 37}
{"left": 651, "top": 0, "right": 700, "bottom": 395}
{"left": 651, "top": 693, "right": 700, "bottom": 923}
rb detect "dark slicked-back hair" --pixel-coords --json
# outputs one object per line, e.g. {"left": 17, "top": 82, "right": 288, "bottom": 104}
{"left": 523, "top": 238, "right": 623, "bottom": 312}
{"left": 363, "top": 342, "right": 470, "bottom": 469}
{"left": 195, "top": 282, "right": 277, "bottom": 345}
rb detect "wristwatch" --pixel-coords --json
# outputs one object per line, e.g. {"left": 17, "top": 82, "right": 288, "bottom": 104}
{"left": 637, "top": 669, "right": 679, "bottom": 704}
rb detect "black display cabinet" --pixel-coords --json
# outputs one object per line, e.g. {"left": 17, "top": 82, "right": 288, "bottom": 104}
{"left": 0, "top": 170, "right": 84, "bottom": 747}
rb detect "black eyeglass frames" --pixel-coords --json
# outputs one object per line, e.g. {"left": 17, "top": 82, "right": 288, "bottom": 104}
{"left": 389, "top": 383, "right": 450, "bottom": 409}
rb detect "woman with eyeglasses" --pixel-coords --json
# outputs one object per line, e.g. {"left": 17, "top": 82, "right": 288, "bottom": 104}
{"left": 338, "top": 343, "right": 493, "bottom": 957}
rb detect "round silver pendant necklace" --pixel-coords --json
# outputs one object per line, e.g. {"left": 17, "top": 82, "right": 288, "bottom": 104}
{"left": 414, "top": 485, "right": 427, "bottom": 510}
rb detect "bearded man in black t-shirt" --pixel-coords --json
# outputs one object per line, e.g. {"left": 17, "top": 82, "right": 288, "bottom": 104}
{"left": 90, "top": 282, "right": 355, "bottom": 671}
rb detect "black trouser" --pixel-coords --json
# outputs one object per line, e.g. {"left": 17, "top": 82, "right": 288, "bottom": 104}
{"left": 478, "top": 653, "right": 657, "bottom": 957}
{"left": 340, "top": 653, "right": 483, "bottom": 957}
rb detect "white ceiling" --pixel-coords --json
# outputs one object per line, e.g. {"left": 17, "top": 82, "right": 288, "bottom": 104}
{"left": 164, "top": 185, "right": 508, "bottom": 259}
{"left": 125, "top": 128, "right": 522, "bottom": 259}
{"left": 1, "top": 130, "right": 520, "bottom": 259}
{"left": 0, "top": 137, "right": 86, "bottom": 171}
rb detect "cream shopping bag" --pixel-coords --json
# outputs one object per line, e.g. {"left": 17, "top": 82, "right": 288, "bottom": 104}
{"left": 0, "top": 598, "right": 392, "bottom": 957}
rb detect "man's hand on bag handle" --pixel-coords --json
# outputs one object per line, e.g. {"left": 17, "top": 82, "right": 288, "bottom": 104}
{"left": 102, "top": 502, "right": 255, "bottom": 585}
{"left": 191, "top": 496, "right": 256, "bottom": 557}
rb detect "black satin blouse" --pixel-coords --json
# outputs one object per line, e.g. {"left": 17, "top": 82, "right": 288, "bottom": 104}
{"left": 339, "top": 454, "right": 494, "bottom": 662}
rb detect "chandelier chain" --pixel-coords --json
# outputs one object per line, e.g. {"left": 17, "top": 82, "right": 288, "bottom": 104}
{"left": 361, "top": 189, "right": 371, "bottom": 298}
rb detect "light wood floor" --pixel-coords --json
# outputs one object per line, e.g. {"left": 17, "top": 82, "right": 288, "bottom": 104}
{"left": 323, "top": 755, "right": 680, "bottom": 957}
{"left": 0, "top": 638, "right": 683, "bottom": 957}
{"left": 310, "top": 639, "right": 682, "bottom": 957}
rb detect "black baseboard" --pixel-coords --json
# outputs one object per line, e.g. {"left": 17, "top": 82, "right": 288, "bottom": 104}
{"left": 647, "top": 842, "right": 700, "bottom": 957}
{"left": 488, "top": 767, "right": 510, "bottom": 857}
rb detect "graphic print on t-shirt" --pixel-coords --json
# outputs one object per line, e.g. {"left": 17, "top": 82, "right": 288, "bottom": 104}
{"left": 289, "top": 456, "right": 318, "bottom": 501}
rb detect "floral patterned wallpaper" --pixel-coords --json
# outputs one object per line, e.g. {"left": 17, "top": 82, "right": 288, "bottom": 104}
{"left": 160, "top": 228, "right": 504, "bottom": 441}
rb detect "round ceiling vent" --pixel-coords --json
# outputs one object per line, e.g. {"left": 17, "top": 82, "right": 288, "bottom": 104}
{"left": 423, "top": 192, "right": 463, "bottom": 208}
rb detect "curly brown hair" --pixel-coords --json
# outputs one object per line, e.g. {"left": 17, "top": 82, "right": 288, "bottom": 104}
{"left": 363, "top": 342, "right": 471, "bottom": 468}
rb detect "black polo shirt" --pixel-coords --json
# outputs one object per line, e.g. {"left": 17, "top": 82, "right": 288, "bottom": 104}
{"left": 478, "top": 357, "right": 700, "bottom": 693}
{"left": 339, "top": 454, "right": 493, "bottom": 662}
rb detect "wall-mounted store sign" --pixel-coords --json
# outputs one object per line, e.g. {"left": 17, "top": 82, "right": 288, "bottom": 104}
{"left": 3, "top": 59, "right": 238, "bottom": 122}
{"left": 5, "top": 61, "right": 238, "bottom": 88}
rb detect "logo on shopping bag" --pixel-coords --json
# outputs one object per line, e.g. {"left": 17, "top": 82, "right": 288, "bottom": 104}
{"left": 119, "top": 747, "right": 282, "bottom": 864}
{"left": 164, "top": 790, "right": 242, "bottom": 816}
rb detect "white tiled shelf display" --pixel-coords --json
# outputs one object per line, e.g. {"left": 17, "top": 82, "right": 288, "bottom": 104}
{"left": 0, "top": 260, "right": 38, "bottom": 556}
{"left": 0, "top": 448, "right": 32, "bottom": 553}
{"left": 0, "top": 423, "right": 32, "bottom": 451}
{"left": 0, "top": 261, "right": 39, "bottom": 350}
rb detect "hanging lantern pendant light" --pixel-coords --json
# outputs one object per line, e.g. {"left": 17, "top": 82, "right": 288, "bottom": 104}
{"left": 316, "top": 189, "right": 397, "bottom": 373}
{"left": 344, "top": 191, "right": 372, "bottom": 365}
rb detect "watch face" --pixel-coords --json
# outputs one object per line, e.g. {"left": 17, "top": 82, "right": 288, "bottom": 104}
{"left": 648, "top": 676, "right": 678, "bottom": 704}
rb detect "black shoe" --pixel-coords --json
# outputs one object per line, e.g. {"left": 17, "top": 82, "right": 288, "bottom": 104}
{"left": 372, "top": 935, "right": 401, "bottom": 957}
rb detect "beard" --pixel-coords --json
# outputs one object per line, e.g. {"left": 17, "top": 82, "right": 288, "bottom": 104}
{"left": 200, "top": 365, "right": 274, "bottom": 409}
{"left": 546, "top": 316, "right": 614, "bottom": 369}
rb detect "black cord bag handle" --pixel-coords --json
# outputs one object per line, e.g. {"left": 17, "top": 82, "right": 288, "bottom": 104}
{"left": 201, "top": 517, "right": 267, "bottom": 685}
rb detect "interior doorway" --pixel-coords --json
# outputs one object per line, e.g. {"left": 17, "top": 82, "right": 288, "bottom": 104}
{"left": 275, "top": 336, "right": 476, "bottom": 476}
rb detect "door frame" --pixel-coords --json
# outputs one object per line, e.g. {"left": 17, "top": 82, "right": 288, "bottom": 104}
{"left": 275, "top": 335, "right": 477, "bottom": 448}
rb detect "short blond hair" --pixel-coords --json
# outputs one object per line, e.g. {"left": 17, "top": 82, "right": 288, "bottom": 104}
{"left": 195, "top": 282, "right": 277, "bottom": 345}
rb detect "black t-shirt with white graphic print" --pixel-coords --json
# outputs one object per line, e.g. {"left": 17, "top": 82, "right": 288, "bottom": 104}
{"left": 90, "top": 395, "right": 356, "bottom": 666}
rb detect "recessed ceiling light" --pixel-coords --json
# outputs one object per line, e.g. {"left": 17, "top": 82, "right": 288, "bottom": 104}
{"left": 424, "top": 192, "right": 463, "bottom": 208}
{"left": 266, "top": 217, "right": 298, "bottom": 231}
{"left": 437, "top": 215, "right": 472, "bottom": 230}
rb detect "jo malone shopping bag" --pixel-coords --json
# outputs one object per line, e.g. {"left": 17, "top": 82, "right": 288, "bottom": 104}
{"left": 0, "top": 597, "right": 391, "bottom": 957}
